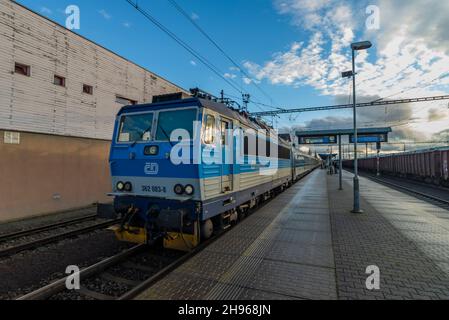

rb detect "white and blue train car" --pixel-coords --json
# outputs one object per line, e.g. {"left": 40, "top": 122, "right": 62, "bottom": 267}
{"left": 108, "top": 96, "right": 319, "bottom": 251}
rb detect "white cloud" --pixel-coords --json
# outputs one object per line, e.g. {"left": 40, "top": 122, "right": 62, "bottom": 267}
{"left": 40, "top": 7, "right": 52, "bottom": 15}
{"left": 376, "top": 0, "right": 449, "bottom": 55}
{"left": 224, "top": 73, "right": 237, "bottom": 79}
{"left": 122, "top": 22, "right": 131, "bottom": 28}
{"left": 245, "top": 0, "right": 449, "bottom": 138}
{"left": 428, "top": 107, "right": 449, "bottom": 122}
{"left": 254, "top": 0, "right": 449, "bottom": 99}
{"left": 191, "top": 12, "right": 200, "bottom": 20}
{"left": 190, "top": 60, "right": 197, "bottom": 66}
{"left": 98, "top": 9, "right": 112, "bottom": 20}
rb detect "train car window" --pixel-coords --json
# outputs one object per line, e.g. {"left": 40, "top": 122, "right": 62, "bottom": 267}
{"left": 243, "top": 131, "right": 257, "bottom": 156}
{"left": 278, "top": 144, "right": 291, "bottom": 160}
{"left": 156, "top": 109, "right": 197, "bottom": 141}
{"left": 221, "top": 120, "right": 230, "bottom": 146}
{"left": 204, "top": 115, "right": 216, "bottom": 144}
{"left": 257, "top": 134, "right": 270, "bottom": 158}
{"left": 118, "top": 113, "right": 154, "bottom": 142}
{"left": 265, "top": 131, "right": 271, "bottom": 157}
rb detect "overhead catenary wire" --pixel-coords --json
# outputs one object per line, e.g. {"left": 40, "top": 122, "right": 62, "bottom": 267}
{"left": 369, "top": 72, "right": 449, "bottom": 104}
{"left": 126, "top": 0, "right": 449, "bottom": 120}
{"left": 125, "top": 0, "right": 245, "bottom": 95}
{"left": 222, "top": 92, "right": 277, "bottom": 114}
{"left": 166, "top": 0, "right": 282, "bottom": 110}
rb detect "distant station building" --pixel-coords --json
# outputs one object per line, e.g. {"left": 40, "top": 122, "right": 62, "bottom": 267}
{"left": 0, "top": 0, "right": 187, "bottom": 221}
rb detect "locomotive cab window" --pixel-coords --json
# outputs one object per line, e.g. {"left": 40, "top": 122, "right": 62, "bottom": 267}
{"left": 156, "top": 108, "right": 197, "bottom": 141}
{"left": 118, "top": 113, "right": 154, "bottom": 143}
{"left": 203, "top": 114, "right": 216, "bottom": 144}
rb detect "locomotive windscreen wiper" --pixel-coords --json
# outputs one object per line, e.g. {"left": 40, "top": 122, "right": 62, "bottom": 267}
{"left": 157, "top": 122, "right": 174, "bottom": 147}
{"left": 130, "top": 123, "right": 153, "bottom": 147}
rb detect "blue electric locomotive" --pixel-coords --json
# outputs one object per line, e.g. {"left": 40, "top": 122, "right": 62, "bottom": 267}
{"left": 108, "top": 94, "right": 319, "bottom": 251}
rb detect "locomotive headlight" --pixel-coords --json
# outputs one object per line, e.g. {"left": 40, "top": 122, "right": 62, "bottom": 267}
{"left": 116, "top": 181, "right": 125, "bottom": 191}
{"left": 174, "top": 184, "right": 184, "bottom": 195}
{"left": 124, "top": 182, "right": 133, "bottom": 192}
{"left": 144, "top": 145, "right": 159, "bottom": 156}
{"left": 184, "top": 185, "right": 194, "bottom": 196}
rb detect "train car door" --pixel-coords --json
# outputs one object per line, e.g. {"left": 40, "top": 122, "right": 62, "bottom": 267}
{"left": 220, "top": 118, "right": 233, "bottom": 193}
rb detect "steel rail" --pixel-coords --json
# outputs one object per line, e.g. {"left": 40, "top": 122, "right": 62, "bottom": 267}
{"left": 0, "top": 214, "right": 98, "bottom": 243}
{"left": 0, "top": 219, "right": 121, "bottom": 259}
{"left": 17, "top": 244, "right": 145, "bottom": 300}
{"left": 366, "top": 176, "right": 449, "bottom": 206}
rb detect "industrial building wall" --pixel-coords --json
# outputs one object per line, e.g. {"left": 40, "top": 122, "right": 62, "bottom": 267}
{"left": 0, "top": 130, "right": 112, "bottom": 222}
{"left": 0, "top": 0, "right": 186, "bottom": 140}
{"left": 0, "top": 1, "right": 187, "bottom": 222}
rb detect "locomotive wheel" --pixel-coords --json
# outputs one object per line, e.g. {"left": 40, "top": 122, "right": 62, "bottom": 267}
{"left": 201, "top": 219, "right": 214, "bottom": 240}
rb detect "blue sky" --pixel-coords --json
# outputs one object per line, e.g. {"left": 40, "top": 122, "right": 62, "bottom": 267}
{"left": 15, "top": 0, "right": 449, "bottom": 145}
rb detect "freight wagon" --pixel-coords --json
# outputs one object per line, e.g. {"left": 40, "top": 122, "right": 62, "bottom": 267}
{"left": 344, "top": 147, "right": 449, "bottom": 187}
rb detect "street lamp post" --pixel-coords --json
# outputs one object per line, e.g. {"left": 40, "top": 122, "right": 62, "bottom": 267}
{"left": 350, "top": 40, "right": 372, "bottom": 214}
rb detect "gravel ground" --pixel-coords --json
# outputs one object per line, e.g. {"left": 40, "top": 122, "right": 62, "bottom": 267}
{"left": 0, "top": 229, "right": 132, "bottom": 300}
{"left": 84, "top": 278, "right": 131, "bottom": 298}
{"left": 108, "top": 265, "right": 150, "bottom": 282}
{"left": 50, "top": 291, "right": 96, "bottom": 301}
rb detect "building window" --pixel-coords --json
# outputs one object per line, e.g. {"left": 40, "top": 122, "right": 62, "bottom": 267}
{"left": 83, "top": 84, "right": 93, "bottom": 95}
{"left": 4, "top": 131, "right": 20, "bottom": 145}
{"left": 116, "top": 95, "right": 137, "bottom": 105}
{"left": 54, "top": 75, "right": 66, "bottom": 87}
{"left": 15, "top": 63, "right": 30, "bottom": 76}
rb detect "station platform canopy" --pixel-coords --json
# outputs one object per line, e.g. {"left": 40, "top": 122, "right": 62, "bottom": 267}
{"left": 296, "top": 127, "right": 392, "bottom": 145}
{"left": 296, "top": 127, "right": 392, "bottom": 138}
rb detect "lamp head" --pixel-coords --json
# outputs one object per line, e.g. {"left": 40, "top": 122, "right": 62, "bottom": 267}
{"left": 351, "top": 41, "right": 372, "bottom": 51}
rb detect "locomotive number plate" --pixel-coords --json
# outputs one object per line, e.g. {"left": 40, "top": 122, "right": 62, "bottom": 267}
{"left": 142, "top": 185, "right": 167, "bottom": 193}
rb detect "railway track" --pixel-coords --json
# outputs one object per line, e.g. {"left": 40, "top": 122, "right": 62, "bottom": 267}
{"left": 14, "top": 188, "right": 273, "bottom": 300}
{"left": 0, "top": 214, "right": 97, "bottom": 243}
{"left": 0, "top": 217, "right": 121, "bottom": 259}
{"left": 16, "top": 234, "right": 218, "bottom": 300}
{"left": 365, "top": 175, "right": 449, "bottom": 208}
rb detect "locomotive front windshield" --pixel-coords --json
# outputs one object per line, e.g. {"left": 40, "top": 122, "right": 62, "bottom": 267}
{"left": 117, "top": 108, "right": 197, "bottom": 143}
{"left": 155, "top": 108, "right": 197, "bottom": 141}
{"left": 118, "top": 113, "right": 154, "bottom": 142}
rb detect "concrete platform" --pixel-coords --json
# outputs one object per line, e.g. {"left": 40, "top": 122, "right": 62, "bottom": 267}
{"left": 136, "top": 169, "right": 449, "bottom": 300}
